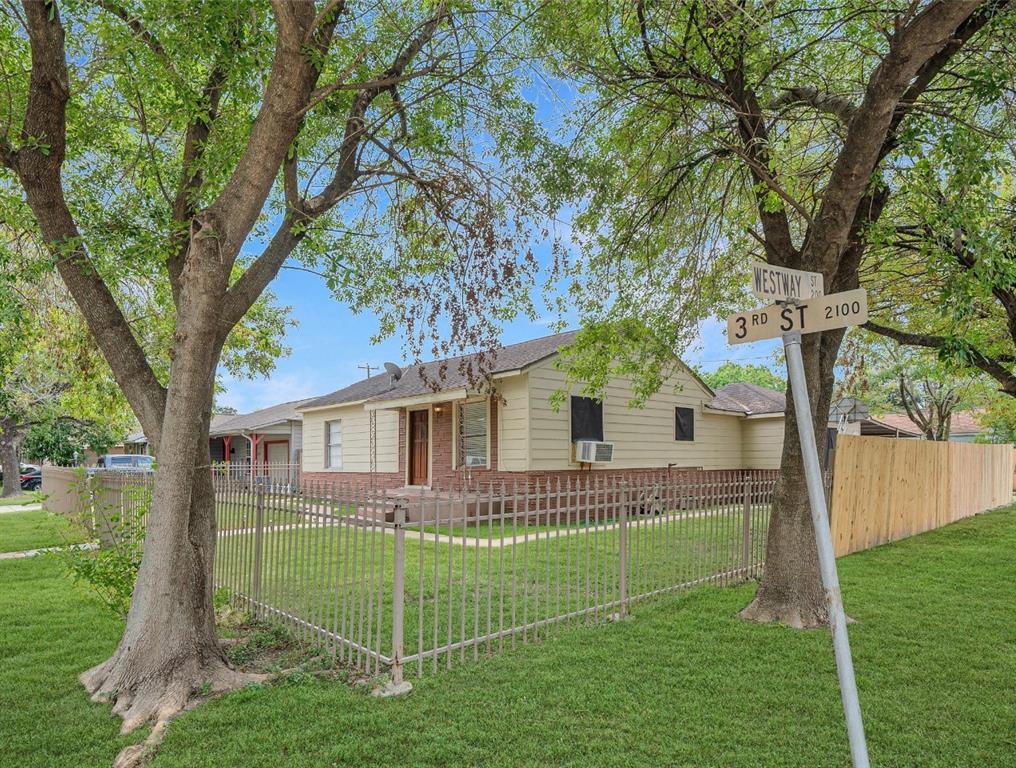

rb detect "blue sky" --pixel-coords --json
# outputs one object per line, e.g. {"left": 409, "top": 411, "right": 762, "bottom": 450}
{"left": 217, "top": 242, "right": 784, "bottom": 413}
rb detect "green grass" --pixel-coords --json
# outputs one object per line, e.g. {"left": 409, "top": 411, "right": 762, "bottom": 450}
{"left": 1, "top": 508, "right": 1013, "bottom": 768}
{"left": 0, "top": 557, "right": 145, "bottom": 767}
{"left": 0, "top": 488, "right": 35, "bottom": 506}
{"left": 0, "top": 509, "right": 89, "bottom": 553}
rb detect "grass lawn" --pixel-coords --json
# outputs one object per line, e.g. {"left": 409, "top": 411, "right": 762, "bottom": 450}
{"left": 0, "top": 509, "right": 89, "bottom": 553}
{"left": 0, "top": 488, "right": 35, "bottom": 506}
{"left": 1, "top": 507, "right": 1013, "bottom": 768}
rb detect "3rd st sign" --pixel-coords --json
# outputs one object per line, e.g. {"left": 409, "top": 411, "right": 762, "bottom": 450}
{"left": 727, "top": 288, "right": 868, "bottom": 345}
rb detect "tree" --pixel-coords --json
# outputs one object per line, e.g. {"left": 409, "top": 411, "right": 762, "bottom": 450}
{"left": 0, "top": 267, "right": 133, "bottom": 495}
{"left": 860, "top": 129, "right": 1016, "bottom": 396}
{"left": 698, "top": 362, "right": 784, "bottom": 393}
{"left": 535, "top": 1, "right": 1012, "bottom": 627}
{"left": 2, "top": 0, "right": 544, "bottom": 733}
{"left": 840, "top": 337, "right": 990, "bottom": 440}
{"left": 22, "top": 417, "right": 120, "bottom": 464}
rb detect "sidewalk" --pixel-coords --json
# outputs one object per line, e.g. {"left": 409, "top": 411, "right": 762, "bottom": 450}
{"left": 0, "top": 502, "right": 44, "bottom": 513}
{"left": 0, "top": 542, "right": 98, "bottom": 561}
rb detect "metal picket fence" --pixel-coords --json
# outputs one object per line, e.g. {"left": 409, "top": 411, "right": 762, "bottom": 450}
{"left": 211, "top": 470, "right": 777, "bottom": 686}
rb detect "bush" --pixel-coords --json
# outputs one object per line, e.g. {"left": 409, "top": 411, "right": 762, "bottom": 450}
{"left": 60, "top": 476, "right": 147, "bottom": 618}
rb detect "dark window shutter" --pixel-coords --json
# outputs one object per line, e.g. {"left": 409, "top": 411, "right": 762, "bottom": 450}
{"left": 570, "top": 396, "right": 604, "bottom": 442}
{"left": 675, "top": 407, "right": 694, "bottom": 441}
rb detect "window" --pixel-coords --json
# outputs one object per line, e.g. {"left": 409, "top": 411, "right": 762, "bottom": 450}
{"left": 110, "top": 456, "right": 132, "bottom": 466}
{"left": 326, "top": 420, "right": 342, "bottom": 468}
{"left": 675, "top": 406, "right": 694, "bottom": 441}
{"left": 570, "top": 396, "right": 603, "bottom": 442}
{"left": 458, "top": 400, "right": 488, "bottom": 467}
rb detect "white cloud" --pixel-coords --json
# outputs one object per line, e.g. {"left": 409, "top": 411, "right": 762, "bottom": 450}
{"left": 218, "top": 372, "right": 324, "bottom": 413}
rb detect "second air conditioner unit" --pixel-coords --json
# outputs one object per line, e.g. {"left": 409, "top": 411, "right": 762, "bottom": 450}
{"left": 574, "top": 440, "right": 614, "bottom": 463}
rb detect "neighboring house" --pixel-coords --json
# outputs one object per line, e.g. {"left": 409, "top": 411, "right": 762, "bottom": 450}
{"left": 121, "top": 414, "right": 237, "bottom": 457}
{"left": 706, "top": 382, "right": 866, "bottom": 468}
{"left": 860, "top": 409, "right": 988, "bottom": 442}
{"left": 119, "top": 402, "right": 312, "bottom": 480}
{"left": 208, "top": 399, "right": 312, "bottom": 476}
{"left": 299, "top": 332, "right": 821, "bottom": 490}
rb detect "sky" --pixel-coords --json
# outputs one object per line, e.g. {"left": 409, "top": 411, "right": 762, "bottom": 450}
{"left": 216, "top": 244, "right": 785, "bottom": 413}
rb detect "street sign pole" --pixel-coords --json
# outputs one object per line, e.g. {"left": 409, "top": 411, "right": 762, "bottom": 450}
{"left": 783, "top": 329, "right": 870, "bottom": 768}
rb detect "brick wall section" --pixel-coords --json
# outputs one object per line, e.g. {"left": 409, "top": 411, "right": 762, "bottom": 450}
{"left": 302, "top": 398, "right": 759, "bottom": 494}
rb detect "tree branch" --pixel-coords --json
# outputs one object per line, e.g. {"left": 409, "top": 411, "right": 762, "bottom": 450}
{"left": 167, "top": 61, "right": 230, "bottom": 303}
{"left": 865, "top": 320, "right": 1016, "bottom": 395}
{"left": 94, "top": 0, "right": 178, "bottom": 80}
{"left": 217, "top": 4, "right": 448, "bottom": 335}
{"left": 770, "top": 86, "right": 857, "bottom": 123}
{"left": 806, "top": 0, "right": 988, "bottom": 277}
{"left": 15, "top": 0, "right": 167, "bottom": 445}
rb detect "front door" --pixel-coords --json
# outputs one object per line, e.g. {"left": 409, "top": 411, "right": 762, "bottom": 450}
{"left": 409, "top": 410, "right": 429, "bottom": 486}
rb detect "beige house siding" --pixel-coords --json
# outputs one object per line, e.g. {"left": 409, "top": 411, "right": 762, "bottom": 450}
{"left": 302, "top": 404, "right": 399, "bottom": 473}
{"left": 526, "top": 357, "right": 743, "bottom": 471}
{"left": 497, "top": 374, "right": 529, "bottom": 471}
{"left": 740, "top": 417, "right": 785, "bottom": 469}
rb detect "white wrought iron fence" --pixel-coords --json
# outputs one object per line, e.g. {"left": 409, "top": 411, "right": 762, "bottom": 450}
{"left": 85, "top": 470, "right": 778, "bottom": 685}
{"left": 210, "top": 470, "right": 777, "bottom": 685}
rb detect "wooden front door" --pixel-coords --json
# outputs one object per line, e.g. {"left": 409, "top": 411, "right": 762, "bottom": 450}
{"left": 409, "top": 410, "right": 429, "bottom": 485}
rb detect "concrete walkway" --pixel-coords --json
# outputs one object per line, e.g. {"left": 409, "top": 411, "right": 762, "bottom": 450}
{"left": 0, "top": 502, "right": 44, "bottom": 513}
{"left": 0, "top": 542, "right": 98, "bottom": 561}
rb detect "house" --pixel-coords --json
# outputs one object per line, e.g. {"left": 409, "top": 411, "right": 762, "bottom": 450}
{"left": 120, "top": 401, "right": 312, "bottom": 482}
{"left": 298, "top": 332, "right": 812, "bottom": 490}
{"left": 705, "top": 382, "right": 868, "bottom": 468}
{"left": 208, "top": 399, "right": 311, "bottom": 474}
{"left": 121, "top": 414, "right": 238, "bottom": 457}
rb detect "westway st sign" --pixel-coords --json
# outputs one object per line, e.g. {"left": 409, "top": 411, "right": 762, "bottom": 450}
{"left": 751, "top": 262, "right": 824, "bottom": 302}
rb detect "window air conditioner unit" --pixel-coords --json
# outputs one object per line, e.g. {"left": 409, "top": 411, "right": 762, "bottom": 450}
{"left": 575, "top": 440, "right": 614, "bottom": 463}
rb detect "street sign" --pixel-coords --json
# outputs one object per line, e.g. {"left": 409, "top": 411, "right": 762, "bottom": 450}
{"left": 727, "top": 288, "right": 867, "bottom": 345}
{"left": 751, "top": 262, "right": 824, "bottom": 302}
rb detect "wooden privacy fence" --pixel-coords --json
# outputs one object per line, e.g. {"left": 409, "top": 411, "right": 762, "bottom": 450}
{"left": 829, "top": 436, "right": 1013, "bottom": 557}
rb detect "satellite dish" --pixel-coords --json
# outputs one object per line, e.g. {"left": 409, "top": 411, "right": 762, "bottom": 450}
{"left": 384, "top": 362, "right": 403, "bottom": 382}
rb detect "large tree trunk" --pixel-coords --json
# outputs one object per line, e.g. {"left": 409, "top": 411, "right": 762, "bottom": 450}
{"left": 741, "top": 330, "right": 841, "bottom": 628}
{"left": 80, "top": 268, "right": 253, "bottom": 733}
{"left": 0, "top": 418, "right": 22, "bottom": 498}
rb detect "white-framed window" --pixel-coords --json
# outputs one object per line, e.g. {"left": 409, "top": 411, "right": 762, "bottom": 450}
{"left": 457, "top": 399, "right": 488, "bottom": 468}
{"left": 325, "top": 419, "right": 342, "bottom": 469}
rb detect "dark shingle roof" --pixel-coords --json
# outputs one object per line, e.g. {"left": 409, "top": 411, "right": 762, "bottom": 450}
{"left": 709, "top": 382, "right": 786, "bottom": 415}
{"left": 300, "top": 331, "right": 580, "bottom": 410}
{"left": 209, "top": 400, "right": 313, "bottom": 435}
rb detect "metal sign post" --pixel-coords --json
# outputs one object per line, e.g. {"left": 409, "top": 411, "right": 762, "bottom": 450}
{"left": 729, "top": 277, "right": 871, "bottom": 768}
{"left": 783, "top": 329, "right": 870, "bottom": 768}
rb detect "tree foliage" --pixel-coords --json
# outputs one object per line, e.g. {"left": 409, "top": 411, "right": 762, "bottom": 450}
{"left": 698, "top": 361, "right": 784, "bottom": 392}
{"left": 840, "top": 336, "right": 992, "bottom": 440}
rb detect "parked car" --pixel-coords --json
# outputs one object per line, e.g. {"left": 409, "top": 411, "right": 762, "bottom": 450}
{"left": 19, "top": 465, "right": 42, "bottom": 491}
{"left": 0, "top": 464, "right": 41, "bottom": 490}
{"left": 92, "top": 454, "right": 155, "bottom": 473}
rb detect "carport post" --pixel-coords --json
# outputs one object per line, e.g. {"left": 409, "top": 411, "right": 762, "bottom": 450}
{"left": 783, "top": 330, "right": 870, "bottom": 768}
